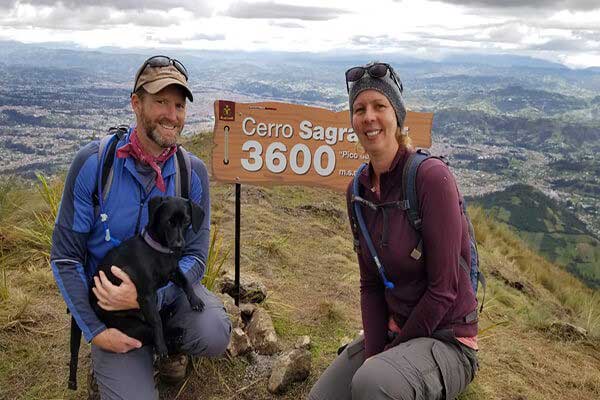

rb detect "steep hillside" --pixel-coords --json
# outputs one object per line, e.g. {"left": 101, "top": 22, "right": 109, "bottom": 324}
{"left": 0, "top": 134, "right": 599, "bottom": 399}
{"left": 469, "top": 184, "right": 600, "bottom": 288}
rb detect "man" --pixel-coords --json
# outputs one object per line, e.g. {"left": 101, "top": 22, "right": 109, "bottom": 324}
{"left": 50, "top": 56, "right": 231, "bottom": 399}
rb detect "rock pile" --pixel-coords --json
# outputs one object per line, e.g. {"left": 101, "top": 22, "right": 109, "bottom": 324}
{"left": 547, "top": 321, "right": 588, "bottom": 341}
{"left": 217, "top": 273, "right": 312, "bottom": 394}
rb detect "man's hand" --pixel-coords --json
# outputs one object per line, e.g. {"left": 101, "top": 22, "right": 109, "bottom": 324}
{"left": 92, "top": 328, "right": 142, "bottom": 353}
{"left": 92, "top": 266, "right": 140, "bottom": 311}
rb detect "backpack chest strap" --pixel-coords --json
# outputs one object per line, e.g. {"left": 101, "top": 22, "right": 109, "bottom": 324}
{"left": 352, "top": 195, "right": 409, "bottom": 247}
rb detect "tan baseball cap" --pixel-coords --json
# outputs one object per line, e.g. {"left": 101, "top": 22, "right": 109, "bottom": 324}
{"left": 133, "top": 62, "right": 193, "bottom": 102}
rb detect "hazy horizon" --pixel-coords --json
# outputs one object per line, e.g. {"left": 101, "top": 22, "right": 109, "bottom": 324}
{"left": 1, "top": 0, "right": 600, "bottom": 68}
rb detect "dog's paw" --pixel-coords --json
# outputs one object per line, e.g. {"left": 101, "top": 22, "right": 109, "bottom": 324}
{"left": 189, "top": 297, "right": 205, "bottom": 312}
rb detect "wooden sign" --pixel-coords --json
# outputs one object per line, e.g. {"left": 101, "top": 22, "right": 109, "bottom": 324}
{"left": 212, "top": 100, "right": 433, "bottom": 192}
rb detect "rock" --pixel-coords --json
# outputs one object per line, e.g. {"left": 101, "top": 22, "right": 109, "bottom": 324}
{"left": 244, "top": 352, "right": 275, "bottom": 382}
{"left": 267, "top": 349, "right": 312, "bottom": 394}
{"left": 216, "top": 293, "right": 243, "bottom": 329}
{"left": 294, "top": 335, "right": 311, "bottom": 350}
{"left": 246, "top": 307, "right": 280, "bottom": 355}
{"left": 219, "top": 273, "right": 267, "bottom": 304}
{"left": 489, "top": 267, "right": 535, "bottom": 296}
{"left": 298, "top": 202, "right": 345, "bottom": 221}
{"left": 241, "top": 186, "right": 271, "bottom": 205}
{"left": 228, "top": 327, "right": 252, "bottom": 357}
{"left": 239, "top": 303, "right": 257, "bottom": 325}
{"left": 548, "top": 321, "right": 587, "bottom": 341}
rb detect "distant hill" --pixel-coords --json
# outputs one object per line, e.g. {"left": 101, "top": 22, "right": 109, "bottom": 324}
{"left": 469, "top": 184, "right": 600, "bottom": 288}
{"left": 442, "top": 53, "right": 568, "bottom": 70}
{"left": 487, "top": 85, "right": 588, "bottom": 115}
{"left": 433, "top": 108, "right": 600, "bottom": 152}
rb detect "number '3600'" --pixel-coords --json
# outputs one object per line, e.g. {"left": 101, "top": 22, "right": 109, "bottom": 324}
{"left": 241, "top": 140, "right": 335, "bottom": 176}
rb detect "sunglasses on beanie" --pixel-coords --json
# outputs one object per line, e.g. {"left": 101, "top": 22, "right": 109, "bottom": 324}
{"left": 345, "top": 62, "right": 403, "bottom": 94}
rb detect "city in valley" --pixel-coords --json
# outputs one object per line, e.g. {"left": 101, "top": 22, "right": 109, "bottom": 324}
{"left": 1, "top": 43, "right": 598, "bottom": 251}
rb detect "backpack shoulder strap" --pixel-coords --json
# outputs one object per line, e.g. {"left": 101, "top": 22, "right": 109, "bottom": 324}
{"left": 401, "top": 149, "right": 432, "bottom": 232}
{"left": 348, "top": 166, "right": 364, "bottom": 254}
{"left": 93, "top": 126, "right": 127, "bottom": 206}
{"left": 174, "top": 145, "right": 191, "bottom": 199}
{"left": 401, "top": 149, "right": 453, "bottom": 260}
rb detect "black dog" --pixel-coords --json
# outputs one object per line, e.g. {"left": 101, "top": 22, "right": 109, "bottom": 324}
{"left": 90, "top": 195, "right": 205, "bottom": 355}
{"left": 68, "top": 196, "right": 205, "bottom": 390}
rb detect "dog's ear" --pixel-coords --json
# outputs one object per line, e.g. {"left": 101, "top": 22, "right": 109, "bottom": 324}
{"left": 188, "top": 199, "right": 205, "bottom": 233}
{"left": 148, "top": 196, "right": 165, "bottom": 225}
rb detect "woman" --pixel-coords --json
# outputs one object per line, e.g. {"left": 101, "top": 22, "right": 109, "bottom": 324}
{"left": 308, "top": 62, "right": 479, "bottom": 400}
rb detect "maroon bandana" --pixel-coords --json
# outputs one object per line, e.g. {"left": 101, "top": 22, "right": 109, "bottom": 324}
{"left": 116, "top": 128, "right": 177, "bottom": 192}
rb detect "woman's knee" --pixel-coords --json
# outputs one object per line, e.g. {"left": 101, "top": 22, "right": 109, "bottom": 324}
{"left": 307, "top": 384, "right": 325, "bottom": 400}
{"left": 351, "top": 358, "right": 416, "bottom": 400}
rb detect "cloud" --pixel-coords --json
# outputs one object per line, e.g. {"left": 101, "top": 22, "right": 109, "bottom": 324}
{"left": 188, "top": 33, "right": 226, "bottom": 41}
{"left": 1, "top": 5, "right": 188, "bottom": 29}
{"left": 411, "top": 19, "right": 600, "bottom": 48}
{"left": 573, "top": 30, "right": 600, "bottom": 41}
{"left": 147, "top": 31, "right": 225, "bottom": 46}
{"left": 530, "top": 36, "right": 600, "bottom": 51}
{"left": 431, "top": 0, "right": 600, "bottom": 11}
{"left": 221, "top": 1, "right": 349, "bottom": 21}
{"left": 406, "top": 22, "right": 529, "bottom": 49}
{"left": 0, "top": 0, "right": 214, "bottom": 15}
{"left": 269, "top": 21, "right": 304, "bottom": 28}
{"left": 350, "top": 35, "right": 445, "bottom": 52}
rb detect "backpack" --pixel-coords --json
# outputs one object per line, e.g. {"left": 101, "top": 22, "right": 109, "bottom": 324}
{"left": 68, "top": 125, "right": 193, "bottom": 390}
{"left": 350, "top": 149, "right": 486, "bottom": 313}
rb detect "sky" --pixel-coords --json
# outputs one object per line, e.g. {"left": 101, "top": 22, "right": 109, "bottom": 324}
{"left": 1, "top": 0, "right": 600, "bottom": 68}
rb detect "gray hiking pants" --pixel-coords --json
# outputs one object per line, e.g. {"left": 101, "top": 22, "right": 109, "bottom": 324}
{"left": 91, "top": 281, "right": 231, "bottom": 400}
{"left": 308, "top": 332, "right": 478, "bottom": 400}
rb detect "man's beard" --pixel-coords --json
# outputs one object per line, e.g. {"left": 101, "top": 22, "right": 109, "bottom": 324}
{"left": 140, "top": 112, "right": 182, "bottom": 149}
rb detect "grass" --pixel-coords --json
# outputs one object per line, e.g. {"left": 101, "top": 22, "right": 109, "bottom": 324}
{"left": 0, "top": 140, "right": 599, "bottom": 399}
{"left": 0, "top": 241, "right": 8, "bottom": 302}
{"left": 202, "top": 226, "right": 231, "bottom": 292}
{"left": 0, "top": 174, "right": 62, "bottom": 273}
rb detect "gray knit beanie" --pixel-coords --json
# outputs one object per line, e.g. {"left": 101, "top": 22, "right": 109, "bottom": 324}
{"left": 348, "top": 63, "right": 406, "bottom": 127}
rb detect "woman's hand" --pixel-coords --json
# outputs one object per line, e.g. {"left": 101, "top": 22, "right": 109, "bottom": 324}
{"left": 92, "top": 266, "right": 140, "bottom": 311}
{"left": 91, "top": 328, "right": 142, "bottom": 353}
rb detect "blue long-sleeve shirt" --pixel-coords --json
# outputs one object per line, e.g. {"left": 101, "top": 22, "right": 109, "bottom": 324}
{"left": 50, "top": 129, "right": 210, "bottom": 342}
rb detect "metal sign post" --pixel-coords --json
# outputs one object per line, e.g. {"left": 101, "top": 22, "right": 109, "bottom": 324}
{"left": 235, "top": 182, "right": 241, "bottom": 306}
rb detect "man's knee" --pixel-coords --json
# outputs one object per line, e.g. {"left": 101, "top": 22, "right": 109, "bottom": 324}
{"left": 91, "top": 345, "right": 157, "bottom": 400}
{"left": 180, "top": 309, "right": 232, "bottom": 357}
{"left": 351, "top": 358, "right": 416, "bottom": 400}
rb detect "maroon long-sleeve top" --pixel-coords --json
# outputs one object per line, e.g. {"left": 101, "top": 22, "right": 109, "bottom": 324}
{"left": 346, "top": 149, "right": 478, "bottom": 358}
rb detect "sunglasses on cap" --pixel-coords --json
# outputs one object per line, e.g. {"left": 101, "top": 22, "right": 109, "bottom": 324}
{"left": 132, "top": 55, "right": 189, "bottom": 93}
{"left": 345, "top": 62, "right": 403, "bottom": 94}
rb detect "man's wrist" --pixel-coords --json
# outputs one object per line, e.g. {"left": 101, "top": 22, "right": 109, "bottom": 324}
{"left": 90, "top": 326, "right": 108, "bottom": 344}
